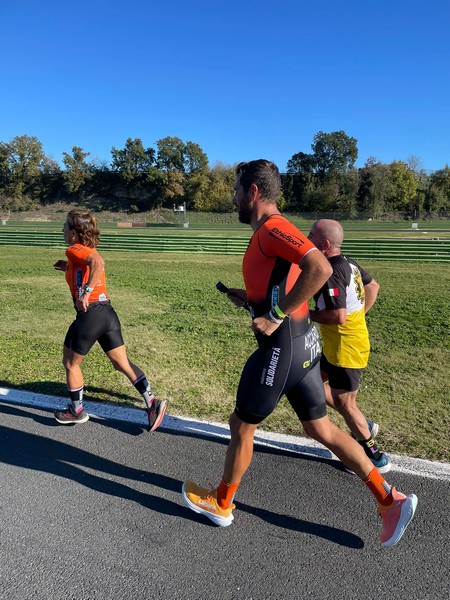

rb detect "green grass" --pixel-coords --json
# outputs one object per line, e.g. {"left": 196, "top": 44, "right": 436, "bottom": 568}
{"left": 0, "top": 247, "right": 448, "bottom": 462}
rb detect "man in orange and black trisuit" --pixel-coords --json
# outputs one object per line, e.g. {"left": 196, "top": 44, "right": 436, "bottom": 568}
{"left": 53, "top": 209, "right": 166, "bottom": 431}
{"left": 182, "top": 159, "right": 417, "bottom": 548}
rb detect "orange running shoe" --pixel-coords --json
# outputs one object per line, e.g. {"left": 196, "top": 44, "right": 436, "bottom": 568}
{"left": 182, "top": 481, "right": 235, "bottom": 527}
{"left": 378, "top": 487, "right": 418, "bottom": 547}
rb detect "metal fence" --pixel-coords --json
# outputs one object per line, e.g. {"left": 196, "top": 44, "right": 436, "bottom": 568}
{"left": 0, "top": 230, "right": 449, "bottom": 262}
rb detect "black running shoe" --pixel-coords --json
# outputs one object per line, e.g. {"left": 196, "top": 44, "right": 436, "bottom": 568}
{"left": 54, "top": 405, "right": 89, "bottom": 425}
{"left": 147, "top": 399, "right": 166, "bottom": 432}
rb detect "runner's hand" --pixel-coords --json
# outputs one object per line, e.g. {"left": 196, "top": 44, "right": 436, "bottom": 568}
{"left": 75, "top": 294, "right": 90, "bottom": 313}
{"left": 227, "top": 288, "right": 247, "bottom": 308}
{"left": 252, "top": 314, "right": 281, "bottom": 336}
{"left": 53, "top": 260, "right": 67, "bottom": 271}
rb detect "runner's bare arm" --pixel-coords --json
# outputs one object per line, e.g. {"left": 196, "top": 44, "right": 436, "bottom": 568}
{"left": 309, "top": 307, "right": 347, "bottom": 325}
{"left": 252, "top": 249, "right": 332, "bottom": 336}
{"left": 75, "top": 253, "right": 105, "bottom": 312}
{"left": 364, "top": 279, "right": 380, "bottom": 313}
{"left": 84, "top": 252, "right": 105, "bottom": 288}
{"left": 278, "top": 249, "right": 332, "bottom": 316}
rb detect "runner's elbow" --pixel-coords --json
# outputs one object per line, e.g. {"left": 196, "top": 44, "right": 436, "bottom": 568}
{"left": 320, "top": 261, "right": 333, "bottom": 282}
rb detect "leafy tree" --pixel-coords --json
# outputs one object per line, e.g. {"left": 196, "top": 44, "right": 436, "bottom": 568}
{"left": 156, "top": 136, "right": 186, "bottom": 172}
{"left": 111, "top": 138, "right": 155, "bottom": 184}
{"left": 298, "top": 181, "right": 338, "bottom": 213}
{"left": 41, "top": 156, "right": 62, "bottom": 175}
{"left": 425, "top": 166, "right": 450, "bottom": 212}
{"left": 62, "top": 146, "right": 92, "bottom": 195}
{"left": 90, "top": 160, "right": 117, "bottom": 208}
{"left": 193, "top": 163, "right": 235, "bottom": 212}
{"left": 184, "top": 141, "right": 209, "bottom": 173}
{"left": 286, "top": 131, "right": 358, "bottom": 212}
{"left": 144, "top": 166, "right": 184, "bottom": 208}
{"left": 154, "top": 137, "right": 208, "bottom": 206}
{"left": 156, "top": 137, "right": 208, "bottom": 174}
{"left": 335, "top": 169, "right": 359, "bottom": 216}
{"left": 184, "top": 143, "right": 210, "bottom": 208}
{"left": 286, "top": 151, "right": 315, "bottom": 176}
{"left": 7, "top": 135, "right": 45, "bottom": 179}
{"left": 38, "top": 156, "right": 62, "bottom": 203}
{"left": 285, "top": 151, "right": 315, "bottom": 209}
{"left": 2, "top": 135, "right": 46, "bottom": 198}
{"left": 311, "top": 130, "right": 358, "bottom": 183}
{"left": 424, "top": 185, "right": 448, "bottom": 213}
{"left": 357, "top": 158, "right": 394, "bottom": 217}
{"left": 429, "top": 166, "right": 450, "bottom": 200}
{"left": 184, "top": 172, "right": 209, "bottom": 209}
{"left": 0, "top": 142, "right": 10, "bottom": 192}
{"left": 388, "top": 161, "right": 420, "bottom": 211}
{"left": 162, "top": 171, "right": 184, "bottom": 202}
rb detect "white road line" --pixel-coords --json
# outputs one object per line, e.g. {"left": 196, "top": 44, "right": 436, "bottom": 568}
{"left": 1, "top": 386, "right": 449, "bottom": 481}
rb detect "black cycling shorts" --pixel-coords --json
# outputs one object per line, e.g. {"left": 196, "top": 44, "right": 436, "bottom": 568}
{"left": 320, "top": 354, "right": 363, "bottom": 392}
{"left": 235, "top": 319, "right": 327, "bottom": 424}
{"left": 64, "top": 302, "right": 124, "bottom": 356}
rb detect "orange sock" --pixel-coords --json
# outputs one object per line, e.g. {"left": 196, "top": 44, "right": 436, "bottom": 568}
{"left": 363, "top": 467, "right": 393, "bottom": 506}
{"left": 217, "top": 479, "right": 240, "bottom": 509}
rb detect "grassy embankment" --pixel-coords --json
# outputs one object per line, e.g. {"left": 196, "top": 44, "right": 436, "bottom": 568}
{"left": 0, "top": 245, "right": 448, "bottom": 462}
{"left": 5, "top": 206, "right": 450, "bottom": 239}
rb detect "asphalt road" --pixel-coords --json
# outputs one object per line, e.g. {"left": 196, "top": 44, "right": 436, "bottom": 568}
{"left": 0, "top": 395, "right": 448, "bottom": 600}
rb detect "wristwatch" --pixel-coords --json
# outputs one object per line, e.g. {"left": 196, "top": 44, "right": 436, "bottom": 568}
{"left": 84, "top": 284, "right": 94, "bottom": 293}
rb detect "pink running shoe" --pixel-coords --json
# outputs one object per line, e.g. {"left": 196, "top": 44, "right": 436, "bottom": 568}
{"left": 147, "top": 399, "right": 167, "bottom": 432}
{"left": 378, "top": 487, "right": 418, "bottom": 547}
{"left": 54, "top": 405, "right": 89, "bottom": 424}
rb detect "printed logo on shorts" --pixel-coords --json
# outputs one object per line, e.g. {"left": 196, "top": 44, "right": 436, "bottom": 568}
{"left": 263, "top": 347, "right": 281, "bottom": 387}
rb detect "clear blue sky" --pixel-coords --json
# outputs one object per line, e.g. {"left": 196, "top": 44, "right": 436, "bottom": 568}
{"left": 1, "top": 0, "right": 448, "bottom": 172}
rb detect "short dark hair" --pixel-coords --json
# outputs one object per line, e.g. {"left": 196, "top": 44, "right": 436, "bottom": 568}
{"left": 235, "top": 159, "right": 281, "bottom": 203}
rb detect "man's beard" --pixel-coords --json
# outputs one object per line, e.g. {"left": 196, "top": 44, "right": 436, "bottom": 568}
{"left": 238, "top": 201, "right": 252, "bottom": 224}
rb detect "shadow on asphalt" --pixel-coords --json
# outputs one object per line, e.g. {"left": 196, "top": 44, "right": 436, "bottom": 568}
{"left": 160, "top": 426, "right": 344, "bottom": 474}
{"left": 0, "top": 401, "right": 361, "bottom": 547}
{"left": 237, "top": 501, "right": 364, "bottom": 548}
{"left": 0, "top": 403, "right": 192, "bottom": 522}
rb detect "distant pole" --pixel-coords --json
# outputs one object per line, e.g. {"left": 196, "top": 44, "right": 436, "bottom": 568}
{"left": 173, "top": 202, "right": 189, "bottom": 228}
{"left": 1, "top": 209, "right": 11, "bottom": 225}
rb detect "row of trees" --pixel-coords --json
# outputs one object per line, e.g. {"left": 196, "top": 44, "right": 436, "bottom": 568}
{"left": 284, "top": 132, "right": 449, "bottom": 217}
{"left": 0, "top": 132, "right": 449, "bottom": 217}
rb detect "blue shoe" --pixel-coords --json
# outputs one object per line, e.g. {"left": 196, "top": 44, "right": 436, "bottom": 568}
{"left": 371, "top": 452, "right": 392, "bottom": 474}
{"left": 344, "top": 451, "right": 392, "bottom": 475}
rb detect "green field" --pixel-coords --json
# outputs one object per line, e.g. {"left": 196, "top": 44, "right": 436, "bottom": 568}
{"left": 0, "top": 245, "right": 448, "bottom": 462}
